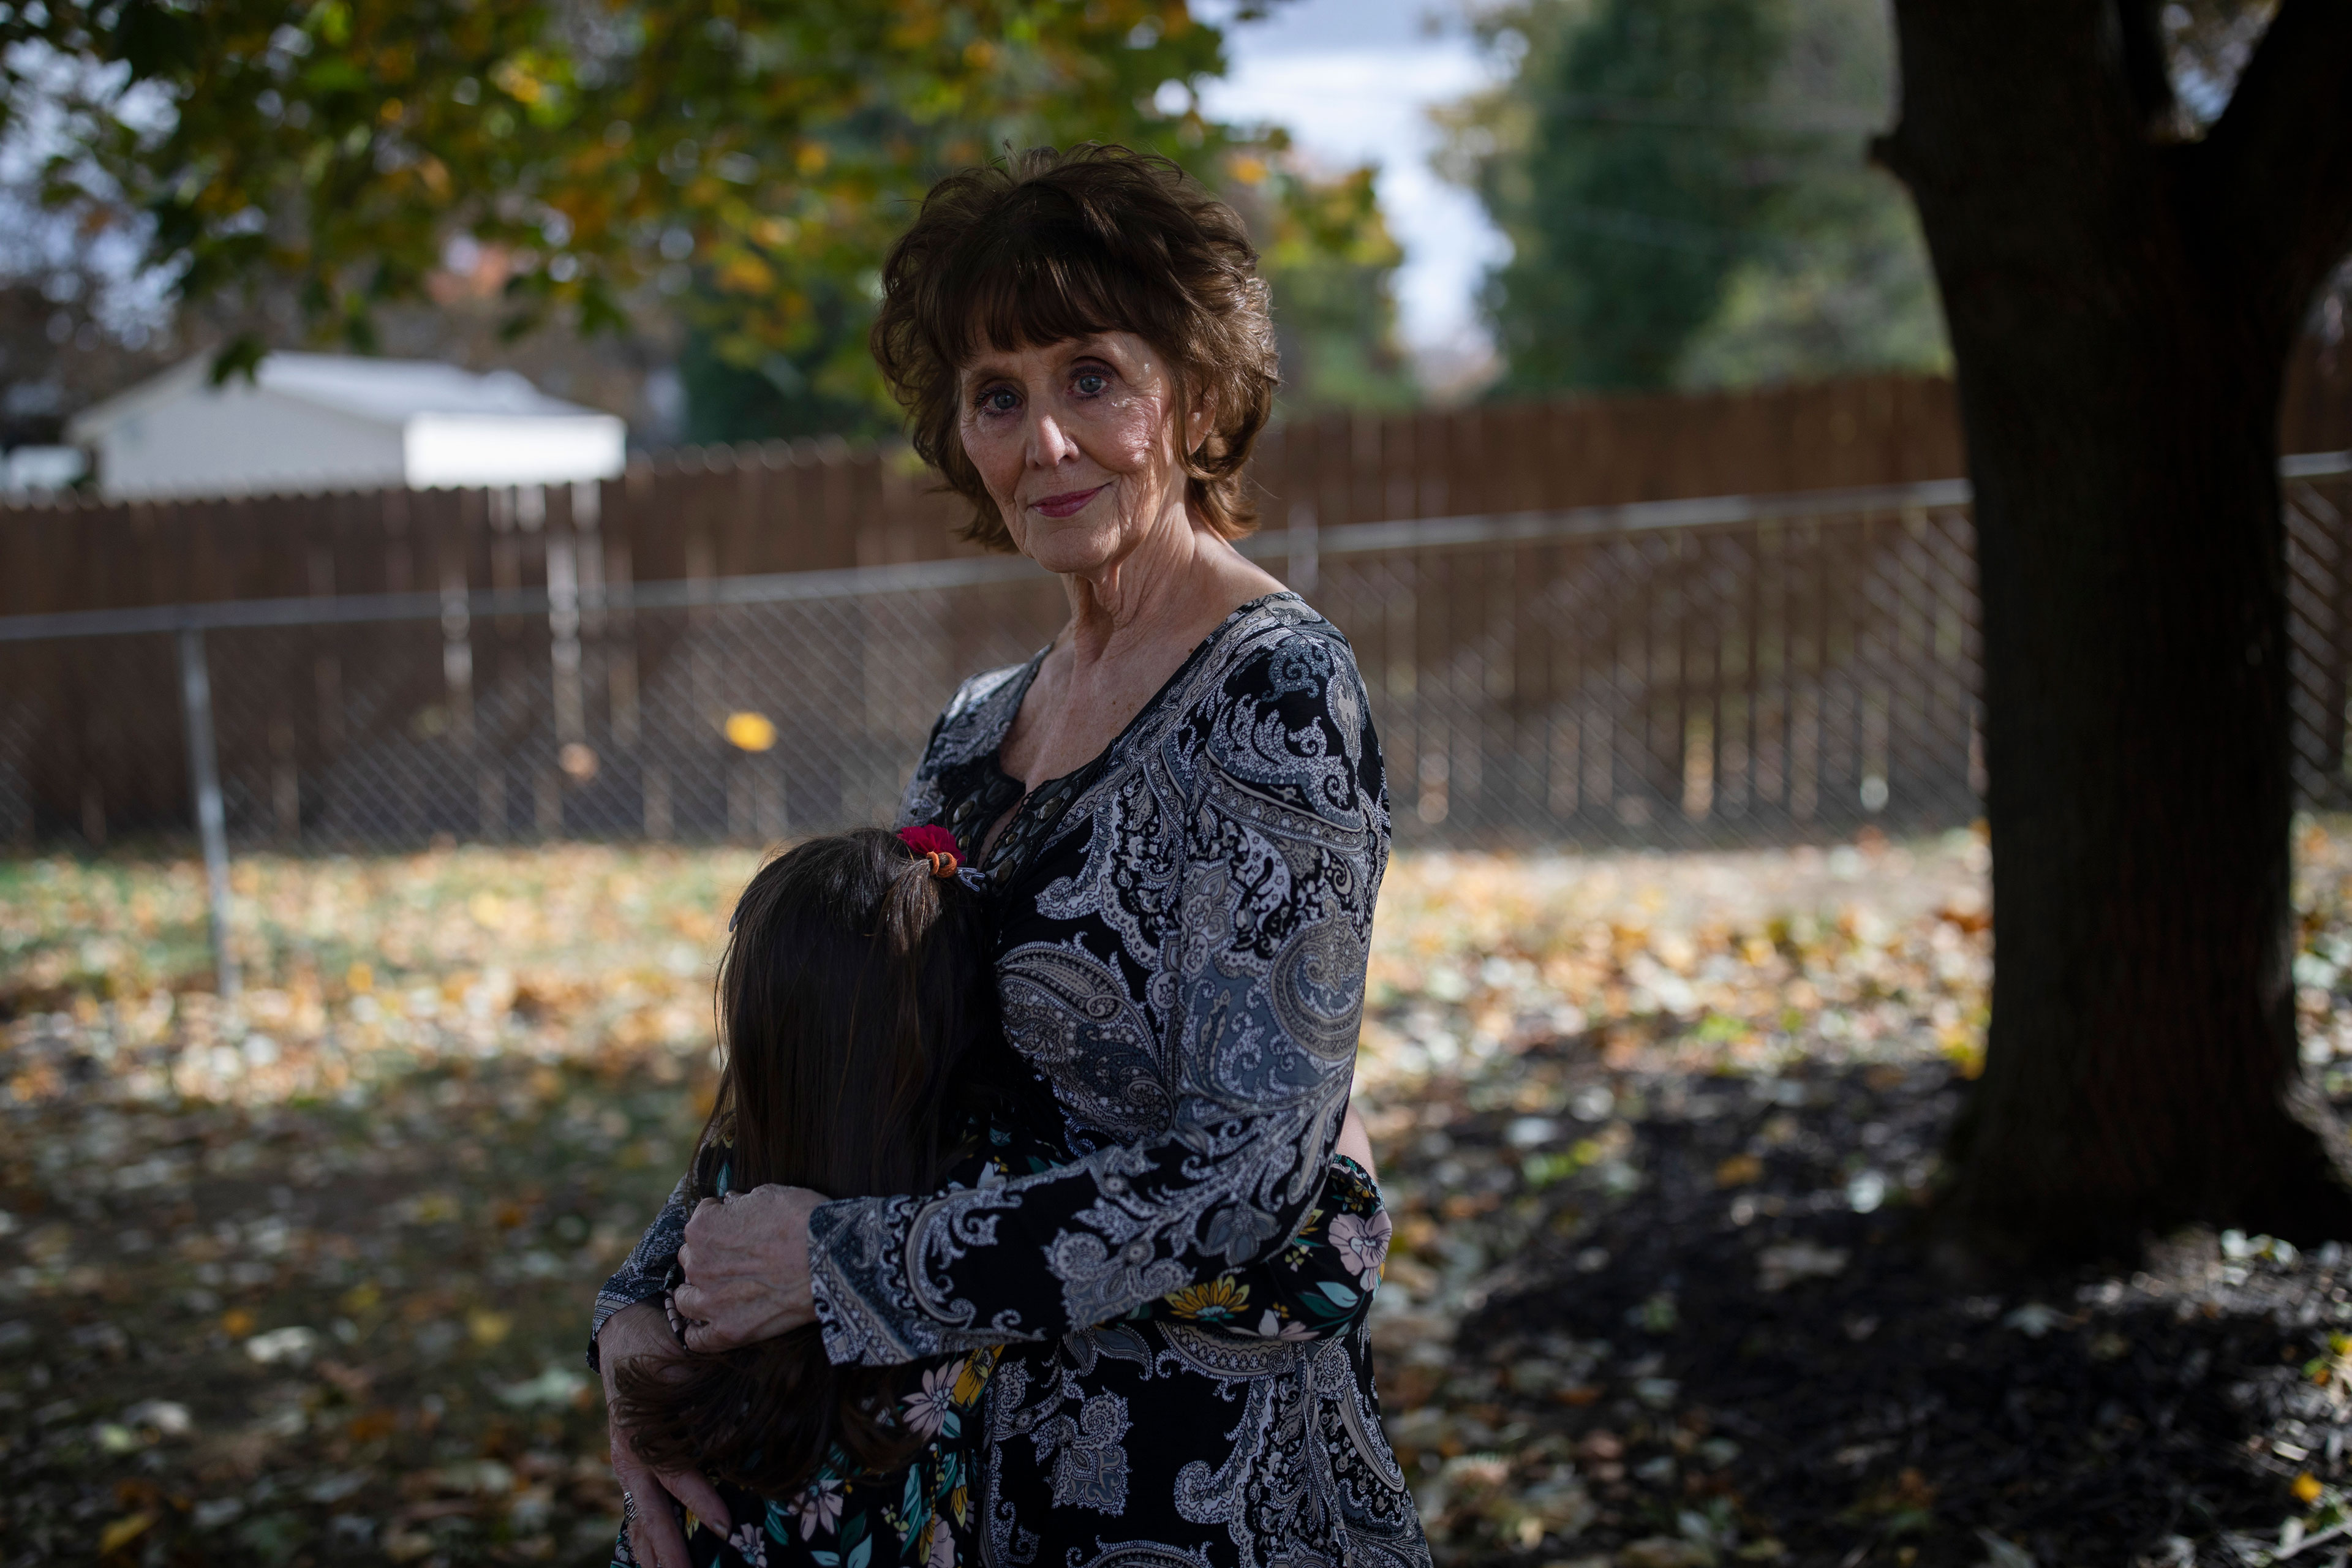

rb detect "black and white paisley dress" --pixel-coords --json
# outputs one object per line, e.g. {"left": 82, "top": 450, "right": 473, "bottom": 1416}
{"left": 601, "top": 593, "right": 1430, "bottom": 1568}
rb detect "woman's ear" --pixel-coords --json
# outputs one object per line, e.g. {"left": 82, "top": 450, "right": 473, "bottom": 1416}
{"left": 1186, "top": 391, "right": 1216, "bottom": 461}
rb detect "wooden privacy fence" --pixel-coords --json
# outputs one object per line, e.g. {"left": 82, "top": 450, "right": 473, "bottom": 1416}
{"left": 0, "top": 363, "right": 2348, "bottom": 858}
{"left": 2, "top": 371, "right": 1980, "bottom": 622}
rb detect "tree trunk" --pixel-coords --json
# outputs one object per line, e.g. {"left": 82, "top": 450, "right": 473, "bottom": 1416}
{"left": 1882, "top": 0, "right": 2352, "bottom": 1262}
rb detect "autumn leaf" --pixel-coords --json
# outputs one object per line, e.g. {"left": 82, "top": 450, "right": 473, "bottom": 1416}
{"left": 97, "top": 1514, "right": 153, "bottom": 1556}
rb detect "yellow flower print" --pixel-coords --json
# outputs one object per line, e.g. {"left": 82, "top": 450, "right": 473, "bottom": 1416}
{"left": 1165, "top": 1275, "right": 1251, "bottom": 1321}
{"left": 950, "top": 1346, "right": 1000, "bottom": 1409}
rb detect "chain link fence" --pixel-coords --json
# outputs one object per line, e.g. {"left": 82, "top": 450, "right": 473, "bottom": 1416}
{"left": 5, "top": 461, "right": 2350, "bottom": 884}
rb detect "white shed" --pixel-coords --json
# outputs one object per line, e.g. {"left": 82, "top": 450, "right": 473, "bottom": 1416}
{"left": 66, "top": 352, "right": 630, "bottom": 499}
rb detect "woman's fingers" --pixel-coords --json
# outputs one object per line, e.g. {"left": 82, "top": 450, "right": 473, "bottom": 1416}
{"left": 665, "top": 1278, "right": 714, "bottom": 1333}
{"left": 658, "top": 1463, "right": 733, "bottom": 1543}
{"left": 679, "top": 1312, "right": 743, "bottom": 1354}
{"left": 594, "top": 1303, "right": 725, "bottom": 1568}
{"left": 675, "top": 1197, "right": 722, "bottom": 1281}
{"left": 673, "top": 1185, "right": 823, "bottom": 1347}
{"left": 667, "top": 1270, "right": 798, "bottom": 1345}
{"left": 611, "top": 1401, "right": 731, "bottom": 1561}
{"left": 612, "top": 1441, "right": 693, "bottom": 1568}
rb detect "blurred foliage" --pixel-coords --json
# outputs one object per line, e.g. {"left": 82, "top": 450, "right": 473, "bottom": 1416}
{"left": 0, "top": 0, "right": 1416, "bottom": 437}
{"left": 1439, "top": 0, "right": 1951, "bottom": 395}
{"left": 676, "top": 281, "right": 892, "bottom": 445}
{"left": 1228, "top": 152, "right": 1417, "bottom": 415}
{"left": 684, "top": 139, "right": 1418, "bottom": 440}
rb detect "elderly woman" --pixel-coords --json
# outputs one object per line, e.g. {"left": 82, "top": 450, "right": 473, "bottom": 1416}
{"left": 595, "top": 145, "right": 1428, "bottom": 1568}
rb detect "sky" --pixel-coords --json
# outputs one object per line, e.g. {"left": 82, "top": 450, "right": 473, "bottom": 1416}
{"left": 1195, "top": 0, "right": 1510, "bottom": 377}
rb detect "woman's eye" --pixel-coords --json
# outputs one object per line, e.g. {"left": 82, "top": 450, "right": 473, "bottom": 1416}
{"left": 980, "top": 388, "right": 1018, "bottom": 413}
{"left": 1074, "top": 372, "right": 1107, "bottom": 396}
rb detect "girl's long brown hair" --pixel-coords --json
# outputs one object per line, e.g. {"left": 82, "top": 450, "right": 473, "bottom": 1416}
{"left": 612, "top": 829, "right": 996, "bottom": 1497}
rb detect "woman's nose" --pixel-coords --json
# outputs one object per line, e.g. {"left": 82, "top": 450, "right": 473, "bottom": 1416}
{"left": 1026, "top": 412, "right": 1077, "bottom": 466}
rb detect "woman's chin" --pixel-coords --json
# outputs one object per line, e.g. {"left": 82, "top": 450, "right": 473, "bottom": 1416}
{"left": 1015, "top": 514, "right": 1128, "bottom": 576}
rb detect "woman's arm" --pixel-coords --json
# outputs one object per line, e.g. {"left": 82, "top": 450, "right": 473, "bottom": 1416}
{"left": 590, "top": 1174, "right": 693, "bottom": 1362}
{"left": 804, "top": 628, "right": 1388, "bottom": 1366}
{"left": 1136, "top": 1152, "right": 1387, "bottom": 1341}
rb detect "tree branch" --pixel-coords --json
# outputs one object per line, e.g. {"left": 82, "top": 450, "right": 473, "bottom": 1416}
{"left": 2198, "top": 0, "right": 2352, "bottom": 333}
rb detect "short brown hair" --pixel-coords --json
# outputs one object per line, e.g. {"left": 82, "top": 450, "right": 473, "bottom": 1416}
{"left": 870, "top": 144, "right": 1280, "bottom": 549}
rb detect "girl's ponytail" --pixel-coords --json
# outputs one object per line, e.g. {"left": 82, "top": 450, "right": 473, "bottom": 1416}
{"left": 611, "top": 826, "right": 995, "bottom": 1496}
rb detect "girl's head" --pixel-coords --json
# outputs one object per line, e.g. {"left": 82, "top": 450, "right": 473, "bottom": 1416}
{"left": 615, "top": 826, "right": 994, "bottom": 1496}
{"left": 706, "top": 826, "right": 994, "bottom": 1203}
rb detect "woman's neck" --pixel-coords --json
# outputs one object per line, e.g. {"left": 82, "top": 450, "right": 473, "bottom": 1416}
{"left": 989, "top": 501, "right": 1281, "bottom": 807}
{"left": 1057, "top": 500, "right": 1238, "bottom": 670}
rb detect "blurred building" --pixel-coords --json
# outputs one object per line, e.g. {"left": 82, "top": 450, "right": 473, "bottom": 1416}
{"left": 0, "top": 445, "right": 86, "bottom": 494}
{"left": 65, "top": 353, "right": 629, "bottom": 499}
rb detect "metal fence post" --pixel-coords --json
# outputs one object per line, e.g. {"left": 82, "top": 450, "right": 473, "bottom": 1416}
{"left": 1288, "top": 502, "right": 1318, "bottom": 599}
{"left": 176, "top": 625, "right": 240, "bottom": 1001}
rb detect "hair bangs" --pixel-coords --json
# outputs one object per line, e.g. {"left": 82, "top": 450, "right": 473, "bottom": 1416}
{"left": 933, "top": 223, "right": 1134, "bottom": 367}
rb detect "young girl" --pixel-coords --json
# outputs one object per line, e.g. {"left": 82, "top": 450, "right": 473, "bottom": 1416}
{"left": 611, "top": 827, "right": 1389, "bottom": 1568}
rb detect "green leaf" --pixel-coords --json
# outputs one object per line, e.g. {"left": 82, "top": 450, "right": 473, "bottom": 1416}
{"left": 208, "top": 336, "right": 266, "bottom": 386}
{"left": 10, "top": 0, "right": 1411, "bottom": 430}
{"left": 301, "top": 58, "right": 369, "bottom": 95}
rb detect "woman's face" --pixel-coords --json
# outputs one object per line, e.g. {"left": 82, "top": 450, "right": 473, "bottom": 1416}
{"left": 956, "top": 331, "right": 1205, "bottom": 575}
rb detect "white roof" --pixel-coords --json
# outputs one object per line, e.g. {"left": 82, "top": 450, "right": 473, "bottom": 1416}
{"left": 69, "top": 352, "right": 608, "bottom": 439}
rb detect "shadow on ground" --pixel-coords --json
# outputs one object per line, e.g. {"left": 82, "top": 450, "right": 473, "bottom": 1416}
{"left": 1420, "top": 1056, "right": 2350, "bottom": 1567}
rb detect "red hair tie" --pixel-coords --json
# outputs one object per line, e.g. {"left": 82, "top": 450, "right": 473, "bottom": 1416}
{"left": 898, "top": 824, "right": 962, "bottom": 878}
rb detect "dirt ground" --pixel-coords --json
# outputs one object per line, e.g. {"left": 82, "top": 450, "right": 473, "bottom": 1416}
{"left": 9, "top": 825, "right": 2352, "bottom": 1567}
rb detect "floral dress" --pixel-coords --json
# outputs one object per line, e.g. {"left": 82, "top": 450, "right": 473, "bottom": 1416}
{"left": 614, "top": 1133, "right": 1390, "bottom": 1568}
{"left": 602, "top": 594, "right": 1430, "bottom": 1568}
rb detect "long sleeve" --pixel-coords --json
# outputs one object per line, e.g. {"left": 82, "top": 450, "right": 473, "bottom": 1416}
{"left": 808, "top": 624, "right": 1388, "bottom": 1366}
{"left": 1133, "top": 1153, "right": 1388, "bottom": 1341}
{"left": 587, "top": 1172, "right": 691, "bottom": 1368}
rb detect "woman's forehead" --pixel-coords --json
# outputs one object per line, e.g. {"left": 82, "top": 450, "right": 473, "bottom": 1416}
{"left": 959, "top": 332, "right": 1156, "bottom": 379}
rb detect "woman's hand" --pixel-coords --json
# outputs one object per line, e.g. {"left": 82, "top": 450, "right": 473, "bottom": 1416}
{"left": 672, "top": 1184, "right": 824, "bottom": 1352}
{"left": 597, "top": 1302, "right": 731, "bottom": 1568}
{"left": 1336, "top": 1102, "right": 1378, "bottom": 1185}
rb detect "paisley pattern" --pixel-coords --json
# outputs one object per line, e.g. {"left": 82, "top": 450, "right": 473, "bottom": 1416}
{"left": 807, "top": 599, "right": 1388, "bottom": 1359}
{"left": 600, "top": 594, "right": 1429, "bottom": 1568}
{"left": 605, "top": 1136, "right": 1392, "bottom": 1568}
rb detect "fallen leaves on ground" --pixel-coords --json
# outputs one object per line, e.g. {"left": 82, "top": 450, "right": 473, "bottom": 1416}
{"left": 7, "top": 824, "right": 2352, "bottom": 1565}
{"left": 1349, "top": 820, "right": 2352, "bottom": 1567}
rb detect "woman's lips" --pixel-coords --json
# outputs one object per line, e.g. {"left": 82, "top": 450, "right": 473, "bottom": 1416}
{"left": 1029, "top": 483, "right": 1108, "bottom": 519}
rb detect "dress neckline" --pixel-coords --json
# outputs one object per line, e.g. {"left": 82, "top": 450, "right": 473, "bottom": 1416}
{"left": 974, "top": 590, "right": 1298, "bottom": 875}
